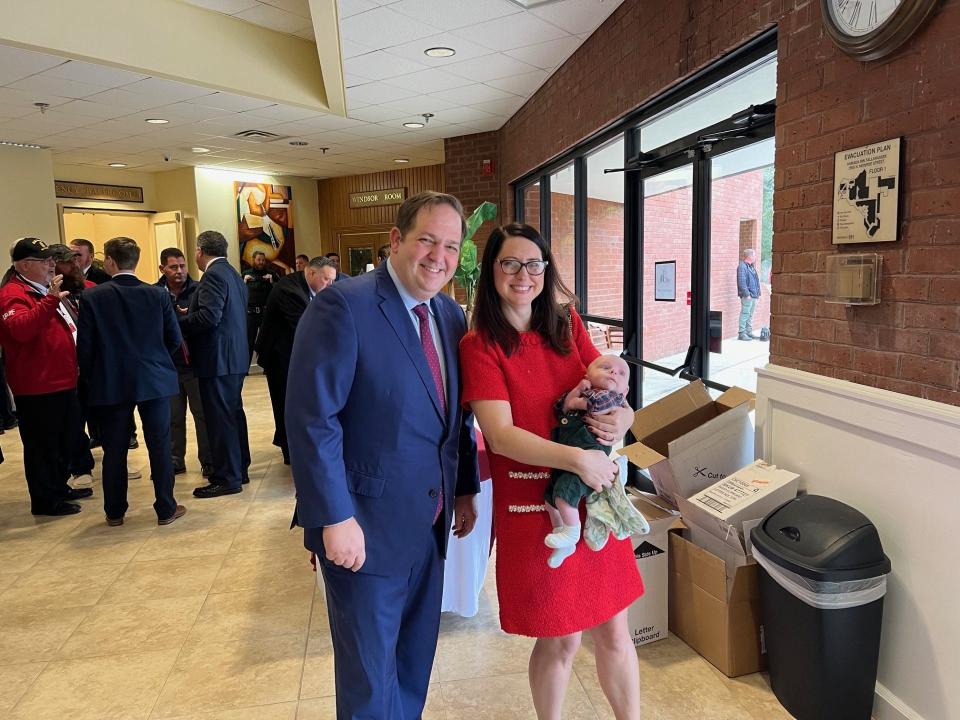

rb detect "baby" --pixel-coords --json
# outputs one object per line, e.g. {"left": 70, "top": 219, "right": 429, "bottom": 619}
{"left": 544, "top": 354, "right": 631, "bottom": 568}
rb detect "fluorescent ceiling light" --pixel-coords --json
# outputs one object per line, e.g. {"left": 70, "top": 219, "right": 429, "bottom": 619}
{"left": 0, "top": 140, "right": 44, "bottom": 149}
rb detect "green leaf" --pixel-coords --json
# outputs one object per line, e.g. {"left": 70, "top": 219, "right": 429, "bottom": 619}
{"left": 463, "top": 201, "right": 497, "bottom": 245}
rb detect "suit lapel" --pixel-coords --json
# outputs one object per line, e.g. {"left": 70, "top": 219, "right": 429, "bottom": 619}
{"left": 376, "top": 267, "right": 444, "bottom": 421}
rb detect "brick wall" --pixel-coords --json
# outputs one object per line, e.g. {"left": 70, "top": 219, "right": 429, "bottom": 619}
{"left": 476, "top": 0, "right": 960, "bottom": 405}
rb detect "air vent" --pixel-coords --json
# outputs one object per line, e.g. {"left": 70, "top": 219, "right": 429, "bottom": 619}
{"left": 232, "top": 130, "right": 291, "bottom": 143}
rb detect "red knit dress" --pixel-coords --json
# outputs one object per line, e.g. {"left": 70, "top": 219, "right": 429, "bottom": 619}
{"left": 460, "top": 309, "right": 644, "bottom": 637}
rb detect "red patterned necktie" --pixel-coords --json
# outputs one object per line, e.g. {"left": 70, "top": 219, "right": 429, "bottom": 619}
{"left": 413, "top": 303, "right": 445, "bottom": 522}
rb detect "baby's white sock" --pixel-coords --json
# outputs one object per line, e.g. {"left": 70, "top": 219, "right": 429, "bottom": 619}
{"left": 545, "top": 523, "right": 581, "bottom": 549}
{"left": 548, "top": 544, "right": 576, "bottom": 569}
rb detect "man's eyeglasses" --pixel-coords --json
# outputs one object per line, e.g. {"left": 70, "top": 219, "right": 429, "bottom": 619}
{"left": 497, "top": 258, "right": 548, "bottom": 276}
{"left": 22, "top": 257, "right": 55, "bottom": 264}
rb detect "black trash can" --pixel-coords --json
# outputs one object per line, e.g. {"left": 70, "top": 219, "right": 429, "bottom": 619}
{"left": 750, "top": 495, "right": 891, "bottom": 720}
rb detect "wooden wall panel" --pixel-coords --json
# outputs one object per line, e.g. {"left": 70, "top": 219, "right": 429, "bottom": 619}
{"left": 317, "top": 165, "right": 444, "bottom": 253}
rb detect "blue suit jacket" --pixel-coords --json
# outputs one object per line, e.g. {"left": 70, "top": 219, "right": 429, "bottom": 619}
{"left": 77, "top": 274, "right": 181, "bottom": 405}
{"left": 286, "top": 263, "right": 480, "bottom": 576}
{"left": 179, "top": 258, "right": 249, "bottom": 378}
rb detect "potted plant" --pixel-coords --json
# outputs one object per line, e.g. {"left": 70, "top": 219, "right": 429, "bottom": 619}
{"left": 454, "top": 201, "right": 497, "bottom": 320}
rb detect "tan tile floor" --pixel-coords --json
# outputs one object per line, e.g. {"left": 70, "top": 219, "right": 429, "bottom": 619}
{"left": 0, "top": 376, "right": 791, "bottom": 719}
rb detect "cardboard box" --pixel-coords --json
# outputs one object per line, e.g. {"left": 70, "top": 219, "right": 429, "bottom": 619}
{"left": 625, "top": 491, "right": 681, "bottom": 647}
{"left": 619, "top": 380, "right": 755, "bottom": 508}
{"left": 668, "top": 532, "right": 766, "bottom": 677}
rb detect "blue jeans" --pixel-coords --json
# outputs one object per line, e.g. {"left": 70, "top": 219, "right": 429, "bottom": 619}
{"left": 739, "top": 297, "right": 757, "bottom": 336}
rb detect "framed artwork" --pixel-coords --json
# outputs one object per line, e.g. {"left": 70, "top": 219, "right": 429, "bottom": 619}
{"left": 832, "top": 138, "right": 901, "bottom": 245}
{"left": 654, "top": 261, "right": 676, "bottom": 301}
{"left": 235, "top": 182, "right": 296, "bottom": 273}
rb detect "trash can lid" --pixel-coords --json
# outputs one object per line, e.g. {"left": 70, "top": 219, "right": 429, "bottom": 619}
{"left": 750, "top": 495, "right": 891, "bottom": 582}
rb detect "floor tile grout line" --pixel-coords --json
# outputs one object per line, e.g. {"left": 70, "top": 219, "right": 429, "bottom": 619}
{"left": 6, "top": 660, "right": 50, "bottom": 715}
{"left": 296, "top": 573, "right": 321, "bottom": 702}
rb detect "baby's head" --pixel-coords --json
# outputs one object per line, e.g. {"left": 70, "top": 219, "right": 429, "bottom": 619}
{"left": 585, "top": 355, "right": 629, "bottom": 395}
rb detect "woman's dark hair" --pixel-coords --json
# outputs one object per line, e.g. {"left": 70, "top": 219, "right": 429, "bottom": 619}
{"left": 472, "top": 223, "right": 576, "bottom": 357}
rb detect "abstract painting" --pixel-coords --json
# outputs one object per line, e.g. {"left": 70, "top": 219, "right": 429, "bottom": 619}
{"left": 235, "top": 182, "right": 296, "bottom": 273}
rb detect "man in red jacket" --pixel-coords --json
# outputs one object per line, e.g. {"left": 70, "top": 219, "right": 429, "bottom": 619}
{"left": 0, "top": 237, "right": 92, "bottom": 516}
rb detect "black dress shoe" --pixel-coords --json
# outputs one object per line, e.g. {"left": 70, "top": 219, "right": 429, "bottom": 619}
{"left": 33, "top": 501, "right": 81, "bottom": 516}
{"left": 201, "top": 465, "right": 214, "bottom": 478}
{"left": 128, "top": 436, "right": 139, "bottom": 449}
{"left": 173, "top": 466, "right": 186, "bottom": 476}
{"left": 65, "top": 487, "right": 93, "bottom": 500}
{"left": 242, "top": 476, "right": 250, "bottom": 485}
{"left": 2, "top": 418, "right": 17, "bottom": 430}
{"left": 89, "top": 437, "right": 101, "bottom": 449}
{"left": 193, "top": 483, "right": 242, "bottom": 498}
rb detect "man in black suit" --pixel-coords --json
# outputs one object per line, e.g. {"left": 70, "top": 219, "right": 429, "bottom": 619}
{"left": 77, "top": 237, "right": 185, "bottom": 526}
{"left": 180, "top": 231, "right": 251, "bottom": 498}
{"left": 256, "top": 256, "right": 337, "bottom": 464}
{"left": 70, "top": 238, "right": 112, "bottom": 285}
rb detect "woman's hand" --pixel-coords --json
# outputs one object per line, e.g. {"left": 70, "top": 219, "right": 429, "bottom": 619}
{"left": 574, "top": 449, "right": 619, "bottom": 493}
{"left": 584, "top": 405, "right": 634, "bottom": 447}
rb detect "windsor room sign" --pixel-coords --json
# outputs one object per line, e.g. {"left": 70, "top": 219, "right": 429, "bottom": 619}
{"left": 348, "top": 187, "right": 406, "bottom": 209}
{"left": 55, "top": 180, "right": 144, "bottom": 203}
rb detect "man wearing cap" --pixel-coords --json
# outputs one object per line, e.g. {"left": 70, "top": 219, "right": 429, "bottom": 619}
{"left": 0, "top": 237, "right": 93, "bottom": 516}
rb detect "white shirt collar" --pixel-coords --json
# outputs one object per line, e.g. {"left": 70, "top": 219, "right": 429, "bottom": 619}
{"left": 385, "top": 258, "right": 434, "bottom": 317}
{"left": 113, "top": 271, "right": 137, "bottom": 278}
{"left": 205, "top": 256, "right": 226, "bottom": 268}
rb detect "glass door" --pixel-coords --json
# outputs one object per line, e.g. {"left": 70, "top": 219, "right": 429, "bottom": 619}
{"left": 707, "top": 138, "right": 775, "bottom": 391}
{"left": 640, "top": 163, "right": 695, "bottom": 406}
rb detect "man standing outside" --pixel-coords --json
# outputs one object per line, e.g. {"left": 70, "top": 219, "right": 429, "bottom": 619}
{"left": 0, "top": 238, "right": 92, "bottom": 516}
{"left": 242, "top": 249, "right": 278, "bottom": 364}
{"left": 70, "top": 238, "right": 111, "bottom": 285}
{"left": 737, "top": 248, "right": 762, "bottom": 341}
{"left": 78, "top": 237, "right": 185, "bottom": 526}
{"left": 286, "top": 191, "right": 480, "bottom": 720}
{"left": 156, "top": 247, "right": 213, "bottom": 477}
{"left": 181, "top": 231, "right": 251, "bottom": 498}
{"left": 256, "top": 256, "right": 336, "bottom": 464}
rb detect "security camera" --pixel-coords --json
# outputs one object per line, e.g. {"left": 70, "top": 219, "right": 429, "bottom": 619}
{"left": 163, "top": 154, "right": 171, "bottom": 162}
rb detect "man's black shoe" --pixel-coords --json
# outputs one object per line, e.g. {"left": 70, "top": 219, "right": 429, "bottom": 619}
{"left": 3, "top": 418, "right": 17, "bottom": 430}
{"left": 193, "top": 483, "right": 242, "bottom": 498}
{"left": 65, "top": 487, "right": 93, "bottom": 500}
{"left": 173, "top": 466, "right": 187, "bottom": 476}
{"left": 33, "top": 501, "right": 81, "bottom": 516}
{"left": 202, "top": 465, "right": 214, "bottom": 478}
{"left": 89, "top": 438, "right": 101, "bottom": 449}
{"left": 128, "top": 436, "right": 139, "bottom": 449}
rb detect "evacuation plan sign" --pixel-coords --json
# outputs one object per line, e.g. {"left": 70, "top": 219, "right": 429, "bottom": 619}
{"left": 832, "top": 137, "right": 900, "bottom": 244}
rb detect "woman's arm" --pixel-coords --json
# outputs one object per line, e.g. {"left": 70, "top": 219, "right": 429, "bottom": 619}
{"left": 471, "top": 399, "right": 618, "bottom": 492}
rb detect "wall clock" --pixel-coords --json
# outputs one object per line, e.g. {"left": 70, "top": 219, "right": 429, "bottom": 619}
{"left": 821, "top": 0, "right": 941, "bottom": 61}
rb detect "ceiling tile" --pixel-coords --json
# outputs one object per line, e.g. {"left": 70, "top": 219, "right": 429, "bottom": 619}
{"left": 503, "top": 35, "right": 582, "bottom": 69}
{"left": 429, "top": 83, "right": 516, "bottom": 106}
{"left": 178, "top": 0, "right": 261, "bottom": 14}
{"left": 7, "top": 75, "right": 111, "bottom": 100}
{"left": 444, "top": 53, "right": 540, "bottom": 82}
{"left": 272, "top": 114, "right": 368, "bottom": 132}
{"left": 451, "top": 12, "right": 569, "bottom": 53}
{"left": 344, "top": 51, "right": 428, "bottom": 80}
{"left": 122, "top": 77, "right": 219, "bottom": 102}
{"left": 470, "top": 96, "right": 525, "bottom": 116}
{"left": 383, "top": 32, "right": 495, "bottom": 66}
{"left": 343, "top": 123, "right": 411, "bottom": 138}
{"left": 186, "top": 92, "right": 277, "bottom": 112}
{"left": 153, "top": 101, "right": 235, "bottom": 121}
{"left": 0, "top": 44, "right": 66, "bottom": 85}
{"left": 42, "top": 59, "right": 148, "bottom": 88}
{"left": 347, "top": 82, "right": 418, "bottom": 106}
{"left": 261, "top": 0, "right": 312, "bottom": 18}
{"left": 457, "top": 115, "right": 507, "bottom": 133}
{"left": 340, "top": 39, "right": 370, "bottom": 59}
{"left": 375, "top": 94, "right": 458, "bottom": 115}
{"left": 77, "top": 88, "right": 157, "bottom": 110}
{"left": 486, "top": 69, "right": 549, "bottom": 95}
{"left": 56, "top": 99, "right": 135, "bottom": 120}
{"left": 385, "top": 68, "right": 470, "bottom": 94}
{"left": 427, "top": 106, "right": 498, "bottom": 124}
{"left": 530, "top": 0, "right": 623, "bottom": 35}
{"left": 0, "top": 112, "right": 99, "bottom": 133}
{"left": 388, "top": 0, "right": 521, "bottom": 31}
{"left": 346, "top": 105, "right": 410, "bottom": 123}
{"left": 233, "top": 3, "right": 313, "bottom": 33}
{"left": 340, "top": 6, "right": 442, "bottom": 51}
{"left": 241, "top": 104, "right": 323, "bottom": 122}
{"left": 338, "top": 0, "right": 377, "bottom": 18}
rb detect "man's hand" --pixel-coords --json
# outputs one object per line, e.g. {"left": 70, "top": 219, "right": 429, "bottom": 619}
{"left": 584, "top": 405, "right": 634, "bottom": 446}
{"left": 451, "top": 494, "right": 478, "bottom": 539}
{"left": 322, "top": 517, "right": 366, "bottom": 572}
{"left": 175, "top": 305, "right": 188, "bottom": 316}
{"left": 243, "top": 275, "right": 252, "bottom": 283}
{"left": 49, "top": 274, "right": 70, "bottom": 300}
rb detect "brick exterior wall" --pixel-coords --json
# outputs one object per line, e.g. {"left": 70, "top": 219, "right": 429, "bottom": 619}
{"left": 444, "top": 0, "right": 960, "bottom": 406}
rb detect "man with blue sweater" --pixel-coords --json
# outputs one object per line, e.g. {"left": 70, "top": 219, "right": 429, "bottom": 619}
{"left": 737, "top": 248, "right": 762, "bottom": 341}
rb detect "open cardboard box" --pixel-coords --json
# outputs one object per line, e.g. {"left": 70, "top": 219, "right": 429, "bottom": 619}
{"left": 625, "top": 490, "right": 681, "bottom": 647}
{"left": 619, "top": 380, "right": 755, "bottom": 508}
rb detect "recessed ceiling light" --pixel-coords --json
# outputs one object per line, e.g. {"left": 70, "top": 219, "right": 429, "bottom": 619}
{"left": 424, "top": 46, "right": 455, "bottom": 58}
{"left": 394, "top": 158, "right": 410, "bottom": 163}
{"left": 109, "top": 162, "right": 127, "bottom": 168}
{"left": 145, "top": 118, "right": 168, "bottom": 124}
{"left": 403, "top": 122, "right": 424, "bottom": 129}
{"left": 191, "top": 147, "right": 210, "bottom": 154}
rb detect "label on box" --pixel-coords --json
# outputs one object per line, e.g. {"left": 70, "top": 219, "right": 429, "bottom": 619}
{"left": 695, "top": 476, "right": 766, "bottom": 513}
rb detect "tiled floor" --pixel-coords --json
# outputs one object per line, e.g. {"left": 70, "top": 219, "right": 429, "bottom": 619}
{"left": 0, "top": 376, "right": 790, "bottom": 719}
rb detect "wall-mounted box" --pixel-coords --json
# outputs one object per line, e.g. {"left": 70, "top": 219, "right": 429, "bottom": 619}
{"left": 825, "top": 253, "right": 881, "bottom": 305}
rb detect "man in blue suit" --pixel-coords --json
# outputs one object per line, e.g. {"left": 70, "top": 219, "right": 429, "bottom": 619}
{"left": 287, "top": 191, "right": 480, "bottom": 720}
{"left": 77, "top": 237, "right": 185, "bottom": 526}
{"left": 180, "top": 230, "right": 251, "bottom": 498}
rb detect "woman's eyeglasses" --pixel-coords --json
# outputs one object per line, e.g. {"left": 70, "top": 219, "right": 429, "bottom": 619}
{"left": 498, "top": 258, "right": 548, "bottom": 276}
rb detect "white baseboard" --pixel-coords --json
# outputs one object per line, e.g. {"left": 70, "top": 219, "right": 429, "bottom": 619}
{"left": 874, "top": 682, "right": 923, "bottom": 720}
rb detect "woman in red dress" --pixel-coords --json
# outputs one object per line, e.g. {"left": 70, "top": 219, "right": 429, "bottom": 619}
{"left": 460, "top": 223, "right": 643, "bottom": 720}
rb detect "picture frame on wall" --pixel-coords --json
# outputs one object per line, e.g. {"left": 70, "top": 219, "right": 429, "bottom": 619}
{"left": 832, "top": 137, "right": 901, "bottom": 245}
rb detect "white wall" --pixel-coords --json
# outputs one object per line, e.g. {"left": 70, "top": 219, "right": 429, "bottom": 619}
{"left": 194, "top": 167, "right": 321, "bottom": 270}
{"left": 755, "top": 365, "right": 960, "bottom": 720}
{"left": 0, "top": 146, "right": 59, "bottom": 245}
